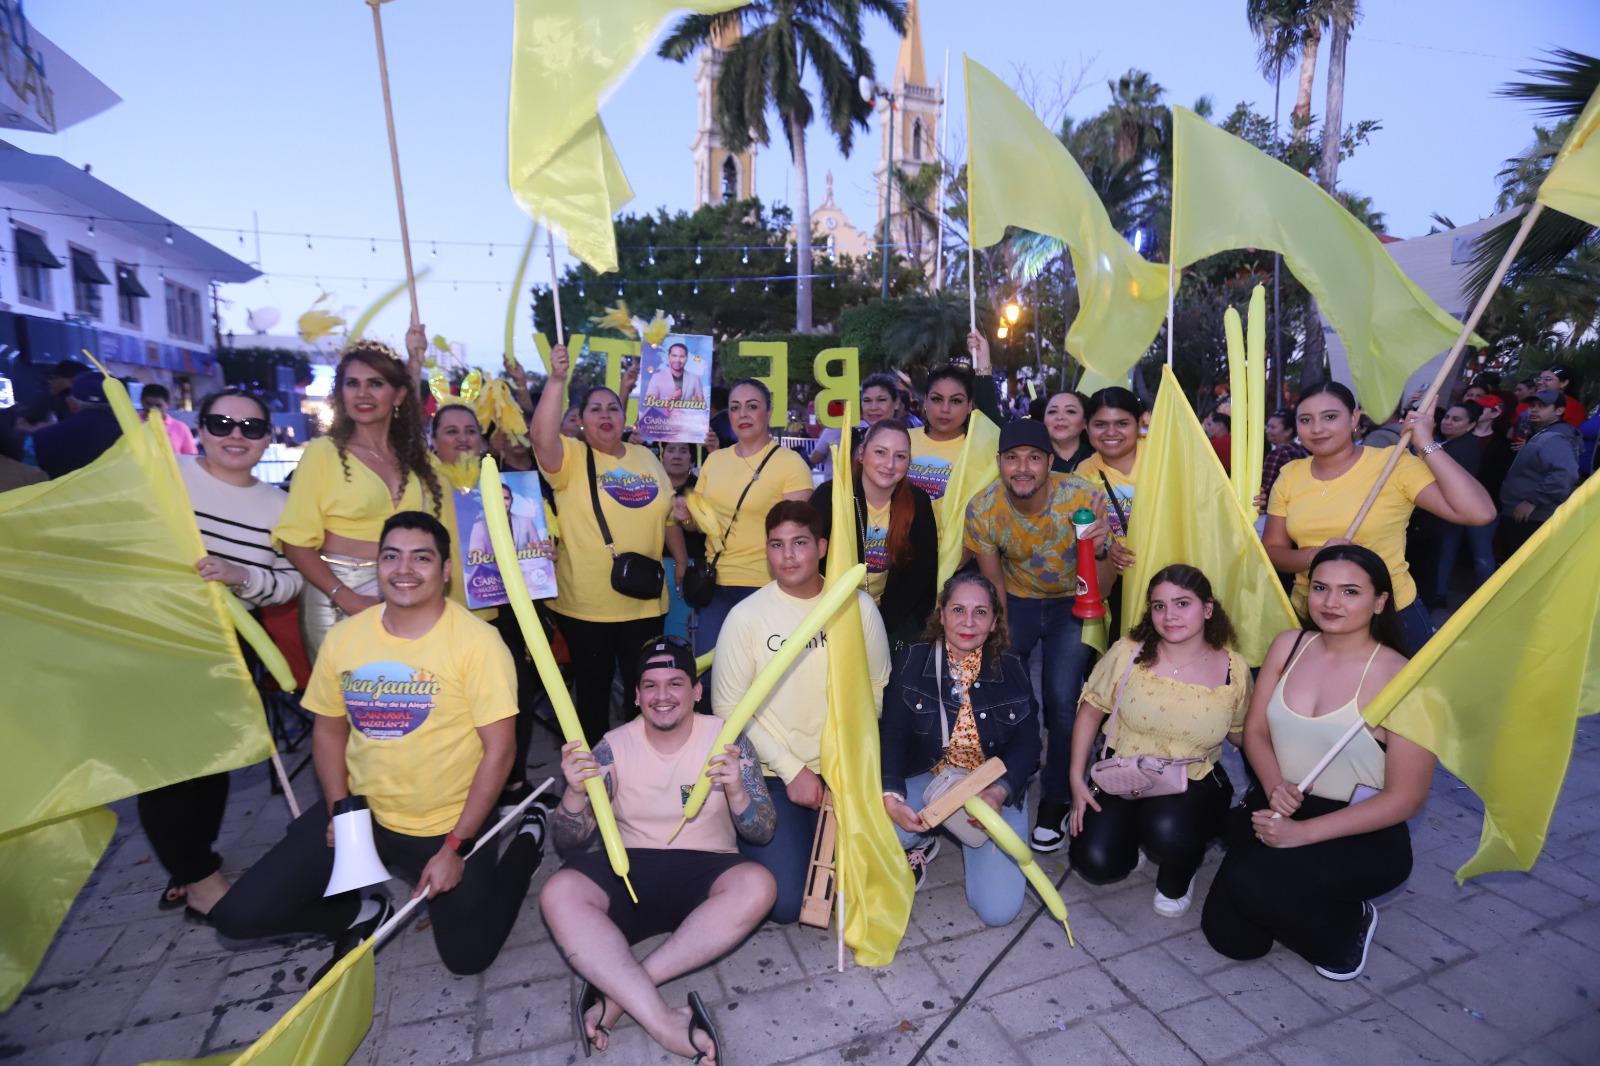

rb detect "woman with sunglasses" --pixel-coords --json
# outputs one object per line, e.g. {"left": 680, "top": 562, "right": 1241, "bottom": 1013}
{"left": 141, "top": 389, "right": 302, "bottom": 921}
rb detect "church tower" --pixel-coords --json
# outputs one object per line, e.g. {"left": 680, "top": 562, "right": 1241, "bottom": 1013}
{"left": 691, "top": 19, "right": 758, "bottom": 209}
{"left": 872, "top": 0, "right": 941, "bottom": 275}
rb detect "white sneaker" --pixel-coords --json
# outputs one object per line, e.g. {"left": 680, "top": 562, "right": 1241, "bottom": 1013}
{"left": 1153, "top": 880, "right": 1193, "bottom": 918}
{"left": 1316, "top": 902, "right": 1378, "bottom": 981}
{"left": 906, "top": 837, "right": 942, "bottom": 891}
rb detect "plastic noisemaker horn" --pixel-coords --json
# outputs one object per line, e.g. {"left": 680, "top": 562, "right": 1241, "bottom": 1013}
{"left": 325, "top": 797, "right": 393, "bottom": 896}
{"left": 479, "top": 457, "right": 636, "bottom": 901}
{"left": 1071, "top": 508, "right": 1106, "bottom": 620}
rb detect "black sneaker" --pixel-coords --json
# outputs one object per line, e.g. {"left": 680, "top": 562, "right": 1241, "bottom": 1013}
{"left": 1316, "top": 901, "right": 1378, "bottom": 981}
{"left": 1030, "top": 800, "right": 1069, "bottom": 853}
{"left": 906, "top": 837, "right": 942, "bottom": 891}
{"left": 310, "top": 892, "right": 393, "bottom": 986}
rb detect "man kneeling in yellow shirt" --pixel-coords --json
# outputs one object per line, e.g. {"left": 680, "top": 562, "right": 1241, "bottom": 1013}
{"left": 211, "top": 512, "right": 546, "bottom": 983}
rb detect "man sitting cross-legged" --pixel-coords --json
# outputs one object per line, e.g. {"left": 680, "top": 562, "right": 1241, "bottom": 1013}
{"left": 540, "top": 636, "right": 776, "bottom": 1063}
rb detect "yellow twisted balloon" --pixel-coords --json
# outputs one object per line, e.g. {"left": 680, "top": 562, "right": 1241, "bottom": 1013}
{"left": 963, "top": 798, "right": 1074, "bottom": 945}
{"left": 479, "top": 457, "right": 636, "bottom": 901}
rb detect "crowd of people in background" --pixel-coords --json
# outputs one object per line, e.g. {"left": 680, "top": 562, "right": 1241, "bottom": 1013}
{"left": 2, "top": 339, "right": 1594, "bottom": 1064}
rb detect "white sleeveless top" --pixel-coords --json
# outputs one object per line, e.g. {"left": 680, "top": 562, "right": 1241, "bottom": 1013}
{"left": 606, "top": 714, "right": 737, "bottom": 853}
{"left": 1266, "top": 634, "right": 1388, "bottom": 802}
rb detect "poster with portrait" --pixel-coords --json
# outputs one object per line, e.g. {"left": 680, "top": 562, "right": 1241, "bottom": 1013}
{"left": 635, "top": 333, "right": 713, "bottom": 444}
{"left": 453, "top": 472, "right": 557, "bottom": 609}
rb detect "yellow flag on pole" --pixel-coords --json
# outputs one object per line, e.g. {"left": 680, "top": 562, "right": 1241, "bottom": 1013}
{"left": 507, "top": 1, "right": 741, "bottom": 272}
{"left": 1360, "top": 471, "right": 1600, "bottom": 882}
{"left": 822, "top": 416, "right": 915, "bottom": 966}
{"left": 1536, "top": 84, "right": 1600, "bottom": 227}
{"left": 0, "top": 809, "right": 116, "bottom": 1011}
{"left": 1123, "top": 367, "right": 1297, "bottom": 666}
{"left": 935, "top": 411, "right": 1001, "bottom": 587}
{"left": 1170, "top": 106, "right": 1473, "bottom": 420}
{"left": 965, "top": 57, "right": 1169, "bottom": 381}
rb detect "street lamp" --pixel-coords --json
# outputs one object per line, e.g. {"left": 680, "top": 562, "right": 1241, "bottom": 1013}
{"left": 1004, "top": 301, "right": 1022, "bottom": 324}
{"left": 860, "top": 75, "right": 896, "bottom": 300}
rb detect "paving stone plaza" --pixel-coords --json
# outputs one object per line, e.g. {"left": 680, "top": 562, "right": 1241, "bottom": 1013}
{"left": 4, "top": 712, "right": 1597, "bottom": 1066}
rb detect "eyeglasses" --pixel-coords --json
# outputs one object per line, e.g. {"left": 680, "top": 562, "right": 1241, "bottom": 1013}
{"left": 202, "top": 413, "right": 271, "bottom": 440}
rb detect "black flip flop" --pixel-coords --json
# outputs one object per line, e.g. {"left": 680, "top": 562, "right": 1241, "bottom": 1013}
{"left": 687, "top": 991, "right": 721, "bottom": 1065}
{"left": 157, "top": 878, "right": 186, "bottom": 912}
{"left": 574, "top": 979, "right": 609, "bottom": 1058}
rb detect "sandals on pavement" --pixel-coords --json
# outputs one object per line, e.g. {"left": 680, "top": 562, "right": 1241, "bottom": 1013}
{"left": 575, "top": 979, "right": 610, "bottom": 1058}
{"left": 157, "top": 878, "right": 186, "bottom": 911}
{"left": 688, "top": 990, "right": 721, "bottom": 1065}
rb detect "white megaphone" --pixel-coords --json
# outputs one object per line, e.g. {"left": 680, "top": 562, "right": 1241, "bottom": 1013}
{"left": 324, "top": 796, "right": 392, "bottom": 897}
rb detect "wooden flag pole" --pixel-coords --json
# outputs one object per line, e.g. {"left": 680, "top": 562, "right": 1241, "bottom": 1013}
{"left": 547, "top": 230, "right": 566, "bottom": 345}
{"left": 1340, "top": 202, "right": 1545, "bottom": 541}
{"left": 367, "top": 0, "right": 420, "bottom": 326}
{"left": 268, "top": 749, "right": 301, "bottom": 819}
{"left": 966, "top": 235, "right": 978, "bottom": 333}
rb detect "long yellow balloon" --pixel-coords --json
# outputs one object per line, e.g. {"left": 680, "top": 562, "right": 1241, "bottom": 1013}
{"left": 1246, "top": 284, "right": 1268, "bottom": 507}
{"left": 480, "top": 458, "right": 635, "bottom": 901}
{"left": 668, "top": 563, "right": 867, "bottom": 841}
{"left": 1224, "top": 305, "right": 1249, "bottom": 510}
{"left": 963, "top": 797, "right": 1075, "bottom": 946}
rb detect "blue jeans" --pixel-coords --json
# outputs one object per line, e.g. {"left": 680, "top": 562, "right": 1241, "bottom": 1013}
{"left": 1395, "top": 599, "right": 1435, "bottom": 658}
{"left": 1006, "top": 595, "right": 1092, "bottom": 807}
{"left": 694, "top": 584, "right": 758, "bottom": 656}
{"left": 1433, "top": 520, "right": 1496, "bottom": 607}
{"left": 737, "top": 776, "right": 818, "bottom": 925}
{"left": 897, "top": 772, "right": 1028, "bottom": 926}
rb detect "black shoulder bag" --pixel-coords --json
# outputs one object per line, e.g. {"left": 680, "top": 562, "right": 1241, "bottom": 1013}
{"left": 681, "top": 444, "right": 781, "bottom": 608}
{"left": 587, "top": 445, "right": 665, "bottom": 600}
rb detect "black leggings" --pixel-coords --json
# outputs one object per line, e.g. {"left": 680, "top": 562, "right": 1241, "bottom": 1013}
{"left": 490, "top": 605, "right": 552, "bottom": 789}
{"left": 136, "top": 773, "right": 230, "bottom": 885}
{"left": 1201, "top": 789, "right": 1412, "bottom": 970}
{"left": 1069, "top": 762, "right": 1233, "bottom": 898}
{"left": 209, "top": 805, "right": 540, "bottom": 976}
{"left": 551, "top": 613, "right": 665, "bottom": 747}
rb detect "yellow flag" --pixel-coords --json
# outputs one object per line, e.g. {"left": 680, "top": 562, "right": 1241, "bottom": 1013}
{"left": 1361, "top": 470, "right": 1600, "bottom": 882}
{"left": 1123, "top": 367, "right": 1297, "bottom": 666}
{"left": 1537, "top": 84, "right": 1600, "bottom": 227}
{"left": 0, "top": 809, "right": 116, "bottom": 1010}
{"left": 965, "top": 57, "right": 1168, "bottom": 381}
{"left": 822, "top": 416, "right": 915, "bottom": 966}
{"left": 508, "top": 1, "right": 741, "bottom": 272}
{"left": 1171, "top": 106, "right": 1473, "bottom": 420}
{"left": 935, "top": 411, "right": 1001, "bottom": 587}
{"left": 142, "top": 939, "right": 376, "bottom": 1066}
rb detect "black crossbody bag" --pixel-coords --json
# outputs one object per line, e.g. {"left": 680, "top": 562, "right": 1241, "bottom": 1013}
{"left": 682, "top": 444, "right": 780, "bottom": 608}
{"left": 587, "top": 446, "right": 665, "bottom": 600}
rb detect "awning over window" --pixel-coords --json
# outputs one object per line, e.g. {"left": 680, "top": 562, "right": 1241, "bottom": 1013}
{"left": 14, "top": 228, "right": 62, "bottom": 268}
{"left": 116, "top": 265, "right": 150, "bottom": 298}
{"left": 71, "top": 247, "right": 110, "bottom": 285}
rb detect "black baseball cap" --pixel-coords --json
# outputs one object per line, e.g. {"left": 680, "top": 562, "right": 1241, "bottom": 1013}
{"left": 997, "top": 418, "right": 1052, "bottom": 455}
{"left": 635, "top": 636, "right": 696, "bottom": 681}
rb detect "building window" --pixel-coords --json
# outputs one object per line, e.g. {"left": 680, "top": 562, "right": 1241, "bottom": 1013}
{"left": 165, "top": 280, "right": 204, "bottom": 342}
{"left": 721, "top": 156, "right": 738, "bottom": 203}
{"left": 116, "top": 262, "right": 148, "bottom": 328}
{"left": 911, "top": 119, "right": 923, "bottom": 160}
{"left": 71, "top": 246, "right": 110, "bottom": 319}
{"left": 13, "top": 226, "right": 61, "bottom": 307}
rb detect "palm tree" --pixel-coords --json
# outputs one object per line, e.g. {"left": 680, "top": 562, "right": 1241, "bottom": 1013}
{"left": 659, "top": 2, "right": 907, "bottom": 334}
{"left": 1106, "top": 70, "right": 1167, "bottom": 164}
{"left": 1316, "top": 0, "right": 1361, "bottom": 191}
{"left": 1246, "top": 0, "right": 1317, "bottom": 140}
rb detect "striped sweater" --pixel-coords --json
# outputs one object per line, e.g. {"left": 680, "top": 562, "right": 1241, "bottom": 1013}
{"left": 179, "top": 456, "right": 303, "bottom": 607}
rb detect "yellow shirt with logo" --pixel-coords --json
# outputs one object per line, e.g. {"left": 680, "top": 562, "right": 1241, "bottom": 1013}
{"left": 1267, "top": 445, "right": 1435, "bottom": 612}
{"left": 907, "top": 428, "right": 964, "bottom": 508}
{"left": 862, "top": 500, "right": 891, "bottom": 602}
{"left": 693, "top": 443, "right": 814, "bottom": 587}
{"left": 303, "top": 600, "right": 517, "bottom": 835}
{"left": 540, "top": 436, "right": 674, "bottom": 622}
{"left": 1075, "top": 447, "right": 1138, "bottom": 539}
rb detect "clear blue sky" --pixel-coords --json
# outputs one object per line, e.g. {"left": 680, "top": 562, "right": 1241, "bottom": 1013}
{"left": 16, "top": 1, "right": 1596, "bottom": 369}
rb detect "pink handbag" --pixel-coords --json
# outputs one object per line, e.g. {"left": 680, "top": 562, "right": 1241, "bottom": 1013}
{"left": 1088, "top": 655, "right": 1200, "bottom": 798}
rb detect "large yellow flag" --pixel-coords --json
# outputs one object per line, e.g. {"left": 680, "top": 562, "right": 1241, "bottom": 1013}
{"left": 1123, "top": 367, "right": 1297, "bottom": 667}
{"left": 1536, "top": 84, "right": 1600, "bottom": 227}
{"left": 821, "top": 418, "right": 915, "bottom": 966}
{"left": 142, "top": 938, "right": 376, "bottom": 1066}
{"left": 508, "top": 1, "right": 741, "bottom": 272}
{"left": 1360, "top": 470, "right": 1600, "bottom": 882}
{"left": 965, "top": 57, "right": 1168, "bottom": 381}
{"left": 0, "top": 809, "right": 115, "bottom": 1011}
{"left": 1170, "top": 106, "right": 1472, "bottom": 420}
{"left": 935, "top": 411, "right": 1001, "bottom": 586}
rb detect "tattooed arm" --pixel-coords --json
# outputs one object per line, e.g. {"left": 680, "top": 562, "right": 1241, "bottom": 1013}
{"left": 550, "top": 738, "right": 616, "bottom": 859}
{"left": 707, "top": 735, "right": 776, "bottom": 845}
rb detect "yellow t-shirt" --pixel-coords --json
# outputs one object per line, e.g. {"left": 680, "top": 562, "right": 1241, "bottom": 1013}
{"left": 273, "top": 436, "right": 434, "bottom": 549}
{"left": 711, "top": 582, "right": 891, "bottom": 783}
{"left": 862, "top": 500, "right": 891, "bottom": 602}
{"left": 540, "top": 436, "right": 675, "bottom": 622}
{"left": 303, "top": 600, "right": 517, "bottom": 835}
{"left": 693, "top": 443, "right": 814, "bottom": 587}
{"left": 1081, "top": 637, "right": 1251, "bottom": 780}
{"left": 963, "top": 473, "right": 1106, "bottom": 599}
{"left": 907, "top": 428, "right": 964, "bottom": 506}
{"left": 1075, "top": 447, "right": 1138, "bottom": 539}
{"left": 1267, "top": 446, "right": 1435, "bottom": 611}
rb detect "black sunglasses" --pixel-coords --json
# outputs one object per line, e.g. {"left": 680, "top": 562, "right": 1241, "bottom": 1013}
{"left": 202, "top": 413, "right": 271, "bottom": 440}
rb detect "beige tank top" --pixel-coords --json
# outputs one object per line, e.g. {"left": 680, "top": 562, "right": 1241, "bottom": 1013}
{"left": 1266, "top": 634, "right": 1388, "bottom": 802}
{"left": 606, "top": 714, "right": 738, "bottom": 853}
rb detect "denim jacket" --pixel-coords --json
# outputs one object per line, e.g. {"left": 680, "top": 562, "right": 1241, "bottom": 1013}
{"left": 880, "top": 640, "right": 1041, "bottom": 808}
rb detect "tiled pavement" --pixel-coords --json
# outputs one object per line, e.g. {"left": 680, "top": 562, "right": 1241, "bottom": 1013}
{"left": 4, "top": 718, "right": 1598, "bottom": 1066}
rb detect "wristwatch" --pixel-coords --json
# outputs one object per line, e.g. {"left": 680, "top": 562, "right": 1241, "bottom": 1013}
{"left": 443, "top": 832, "right": 464, "bottom": 854}
{"left": 326, "top": 581, "right": 347, "bottom": 603}
{"left": 1419, "top": 441, "right": 1445, "bottom": 457}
